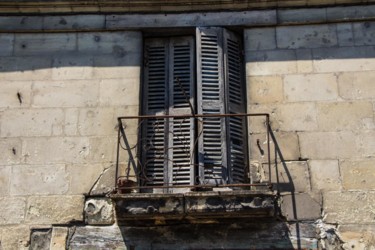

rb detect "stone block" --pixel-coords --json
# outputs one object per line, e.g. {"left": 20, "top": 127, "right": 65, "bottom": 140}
{"left": 0, "top": 34, "right": 13, "bottom": 56}
{"left": 78, "top": 108, "right": 117, "bottom": 136}
{"left": 281, "top": 193, "right": 321, "bottom": 221}
{"left": 30, "top": 229, "right": 51, "bottom": 250}
{"left": 85, "top": 197, "right": 114, "bottom": 225}
{"left": 248, "top": 103, "right": 318, "bottom": 132}
{"left": 356, "top": 131, "right": 375, "bottom": 157}
{"left": 338, "top": 72, "right": 375, "bottom": 100}
{"left": 312, "top": 46, "right": 375, "bottom": 73}
{"left": 0, "top": 57, "right": 52, "bottom": 81}
{"left": 277, "top": 103, "right": 318, "bottom": 132}
{"left": 78, "top": 106, "right": 138, "bottom": 136}
{"left": 14, "top": 33, "right": 76, "bottom": 56}
{"left": 26, "top": 195, "right": 84, "bottom": 224}
{"left": 249, "top": 132, "right": 300, "bottom": 162}
{"left": 263, "top": 161, "right": 311, "bottom": 193}
{"left": 247, "top": 76, "right": 283, "bottom": 104}
{"left": 88, "top": 163, "right": 116, "bottom": 195}
{"left": 50, "top": 227, "right": 68, "bottom": 250}
{"left": 276, "top": 24, "right": 337, "bottom": 49}
{"left": 244, "top": 28, "right": 276, "bottom": 51}
{"left": 88, "top": 135, "right": 135, "bottom": 165}
{"left": 296, "top": 49, "right": 313, "bottom": 73}
{"left": 309, "top": 160, "right": 341, "bottom": 192}
{"left": 0, "top": 16, "right": 43, "bottom": 30}
{"left": 64, "top": 108, "right": 79, "bottom": 136}
{"left": 32, "top": 80, "right": 99, "bottom": 108}
{"left": 323, "top": 191, "right": 375, "bottom": 224}
{"left": 0, "top": 80, "right": 32, "bottom": 108}
{"left": 0, "top": 197, "right": 26, "bottom": 224}
{"left": 1, "top": 109, "right": 64, "bottom": 137}
{"left": 246, "top": 50, "right": 297, "bottom": 76}
{"left": 284, "top": 73, "right": 338, "bottom": 102}
{"left": 317, "top": 102, "right": 374, "bottom": 131}
{"left": 0, "top": 138, "right": 22, "bottom": 165}
{"left": 10, "top": 165, "right": 69, "bottom": 195}
{"left": 339, "top": 224, "right": 375, "bottom": 249}
{"left": 247, "top": 104, "right": 280, "bottom": 133}
{"left": 68, "top": 226, "right": 126, "bottom": 249}
{"left": 277, "top": 8, "right": 326, "bottom": 24}
{"left": 43, "top": 15, "right": 105, "bottom": 30}
{"left": 288, "top": 222, "right": 317, "bottom": 238}
{"left": 340, "top": 159, "right": 375, "bottom": 190}
{"left": 22, "top": 137, "right": 90, "bottom": 164}
{"left": 337, "top": 23, "right": 354, "bottom": 46}
{"left": 66, "top": 164, "right": 106, "bottom": 195}
{"left": 326, "top": 6, "right": 375, "bottom": 22}
{"left": 49, "top": 227, "right": 68, "bottom": 250}
{"left": 52, "top": 56, "right": 94, "bottom": 80}
{"left": 0, "top": 166, "right": 10, "bottom": 196}
{"left": 99, "top": 78, "right": 140, "bottom": 106}
{"left": 353, "top": 21, "right": 375, "bottom": 46}
{"left": 77, "top": 31, "right": 142, "bottom": 55}
{"left": 93, "top": 54, "right": 141, "bottom": 79}
{"left": 299, "top": 132, "right": 357, "bottom": 159}
{"left": 0, "top": 225, "right": 30, "bottom": 250}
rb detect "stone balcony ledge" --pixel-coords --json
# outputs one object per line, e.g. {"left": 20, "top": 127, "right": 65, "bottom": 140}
{"left": 111, "top": 190, "right": 276, "bottom": 225}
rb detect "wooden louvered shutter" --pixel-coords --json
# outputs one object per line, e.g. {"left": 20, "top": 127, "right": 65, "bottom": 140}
{"left": 196, "top": 27, "right": 228, "bottom": 185}
{"left": 223, "top": 29, "right": 248, "bottom": 184}
{"left": 143, "top": 37, "right": 195, "bottom": 192}
{"left": 142, "top": 38, "right": 169, "bottom": 188}
{"left": 167, "top": 37, "right": 195, "bottom": 190}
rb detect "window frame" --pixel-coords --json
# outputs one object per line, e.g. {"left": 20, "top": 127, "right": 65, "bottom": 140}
{"left": 139, "top": 27, "right": 249, "bottom": 193}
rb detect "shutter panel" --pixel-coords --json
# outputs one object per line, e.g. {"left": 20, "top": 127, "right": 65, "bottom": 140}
{"left": 142, "top": 38, "right": 169, "bottom": 188}
{"left": 223, "top": 29, "right": 248, "bottom": 184}
{"left": 168, "top": 37, "right": 195, "bottom": 189}
{"left": 196, "top": 27, "right": 228, "bottom": 185}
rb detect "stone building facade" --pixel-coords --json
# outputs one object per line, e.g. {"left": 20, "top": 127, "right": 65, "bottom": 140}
{"left": 0, "top": 1, "right": 375, "bottom": 249}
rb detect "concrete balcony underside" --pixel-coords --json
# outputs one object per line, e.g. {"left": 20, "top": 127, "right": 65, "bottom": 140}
{"left": 111, "top": 190, "right": 276, "bottom": 226}
{"left": 0, "top": 0, "right": 369, "bottom": 14}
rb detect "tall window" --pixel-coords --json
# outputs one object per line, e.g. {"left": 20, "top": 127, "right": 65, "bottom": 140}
{"left": 141, "top": 27, "right": 247, "bottom": 192}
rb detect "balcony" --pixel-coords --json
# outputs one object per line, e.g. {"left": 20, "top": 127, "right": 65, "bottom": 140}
{"left": 111, "top": 113, "right": 282, "bottom": 225}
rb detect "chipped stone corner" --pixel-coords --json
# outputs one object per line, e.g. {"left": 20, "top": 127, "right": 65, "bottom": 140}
{"left": 89, "top": 164, "right": 116, "bottom": 196}
{"left": 84, "top": 197, "right": 115, "bottom": 225}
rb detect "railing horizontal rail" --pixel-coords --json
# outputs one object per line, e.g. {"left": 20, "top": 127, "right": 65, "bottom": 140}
{"left": 117, "top": 113, "right": 270, "bottom": 120}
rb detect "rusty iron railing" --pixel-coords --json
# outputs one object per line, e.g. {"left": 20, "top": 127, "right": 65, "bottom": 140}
{"left": 114, "top": 113, "right": 281, "bottom": 194}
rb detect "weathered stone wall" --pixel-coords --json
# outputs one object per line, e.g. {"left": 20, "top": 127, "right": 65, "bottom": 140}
{"left": 1, "top": 9, "right": 375, "bottom": 249}
{"left": 246, "top": 21, "right": 375, "bottom": 249}
{"left": 0, "top": 31, "right": 142, "bottom": 249}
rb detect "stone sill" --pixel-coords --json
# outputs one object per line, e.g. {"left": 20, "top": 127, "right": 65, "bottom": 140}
{"left": 111, "top": 190, "right": 276, "bottom": 225}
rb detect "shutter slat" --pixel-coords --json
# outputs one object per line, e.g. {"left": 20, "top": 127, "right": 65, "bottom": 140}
{"left": 224, "top": 29, "right": 248, "bottom": 184}
{"left": 197, "top": 27, "right": 228, "bottom": 185}
{"left": 142, "top": 39, "right": 169, "bottom": 188}
{"left": 168, "top": 37, "right": 195, "bottom": 189}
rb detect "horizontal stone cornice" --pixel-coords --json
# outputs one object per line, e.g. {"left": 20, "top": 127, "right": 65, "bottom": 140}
{"left": 0, "top": 0, "right": 368, "bottom": 14}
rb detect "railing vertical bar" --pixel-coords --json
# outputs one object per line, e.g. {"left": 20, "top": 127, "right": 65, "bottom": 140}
{"left": 115, "top": 118, "right": 122, "bottom": 190}
{"left": 274, "top": 139, "right": 280, "bottom": 195}
{"left": 266, "top": 115, "right": 271, "bottom": 186}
